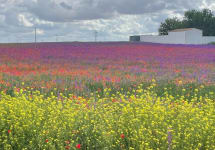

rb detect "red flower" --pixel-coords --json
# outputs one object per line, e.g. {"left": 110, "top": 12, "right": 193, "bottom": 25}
{"left": 45, "top": 139, "right": 48, "bottom": 143}
{"left": 65, "top": 145, "right": 70, "bottom": 149}
{"left": 76, "top": 144, "right": 81, "bottom": 149}
{"left": 112, "top": 99, "right": 117, "bottom": 103}
{"left": 8, "top": 130, "right": 11, "bottom": 133}
{"left": 120, "top": 134, "right": 125, "bottom": 139}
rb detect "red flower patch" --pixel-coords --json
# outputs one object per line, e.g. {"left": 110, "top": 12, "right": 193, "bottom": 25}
{"left": 76, "top": 144, "right": 81, "bottom": 149}
{"left": 8, "top": 130, "right": 11, "bottom": 133}
{"left": 120, "top": 134, "right": 125, "bottom": 139}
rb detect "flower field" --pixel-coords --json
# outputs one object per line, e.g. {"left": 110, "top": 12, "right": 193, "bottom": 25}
{"left": 0, "top": 42, "right": 215, "bottom": 149}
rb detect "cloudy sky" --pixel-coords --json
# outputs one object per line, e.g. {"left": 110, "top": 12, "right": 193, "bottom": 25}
{"left": 0, "top": 0, "right": 215, "bottom": 43}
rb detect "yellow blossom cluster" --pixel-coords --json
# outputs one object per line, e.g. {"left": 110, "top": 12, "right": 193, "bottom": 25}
{"left": 0, "top": 84, "right": 215, "bottom": 150}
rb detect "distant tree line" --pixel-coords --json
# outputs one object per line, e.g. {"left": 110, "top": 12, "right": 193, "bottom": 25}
{"left": 159, "top": 9, "right": 215, "bottom": 36}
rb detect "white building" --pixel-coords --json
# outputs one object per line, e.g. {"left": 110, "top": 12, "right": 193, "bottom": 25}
{"left": 130, "top": 28, "right": 215, "bottom": 44}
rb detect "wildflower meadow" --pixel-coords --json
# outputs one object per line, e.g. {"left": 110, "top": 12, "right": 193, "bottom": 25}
{"left": 0, "top": 42, "right": 215, "bottom": 149}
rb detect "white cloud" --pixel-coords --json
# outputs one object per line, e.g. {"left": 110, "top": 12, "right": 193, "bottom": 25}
{"left": 36, "top": 29, "right": 44, "bottom": 35}
{"left": 18, "top": 14, "right": 33, "bottom": 27}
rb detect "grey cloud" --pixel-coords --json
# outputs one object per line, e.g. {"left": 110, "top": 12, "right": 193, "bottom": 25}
{"left": 112, "top": 0, "right": 166, "bottom": 14}
{"left": 21, "top": 0, "right": 117, "bottom": 22}
{"left": 4, "top": 11, "right": 19, "bottom": 26}
{"left": 60, "top": 2, "right": 72, "bottom": 10}
{"left": 20, "top": 0, "right": 209, "bottom": 22}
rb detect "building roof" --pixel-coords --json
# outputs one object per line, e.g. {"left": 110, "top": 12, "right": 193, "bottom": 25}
{"left": 169, "top": 28, "right": 201, "bottom": 32}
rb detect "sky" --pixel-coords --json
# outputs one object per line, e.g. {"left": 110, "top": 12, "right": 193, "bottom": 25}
{"left": 0, "top": 0, "right": 215, "bottom": 43}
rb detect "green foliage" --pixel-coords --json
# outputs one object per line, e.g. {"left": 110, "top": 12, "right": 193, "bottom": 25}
{"left": 184, "top": 9, "right": 215, "bottom": 36}
{"left": 158, "top": 18, "right": 185, "bottom": 35}
{"left": 209, "top": 42, "right": 215, "bottom": 45}
{"left": 159, "top": 9, "right": 215, "bottom": 36}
